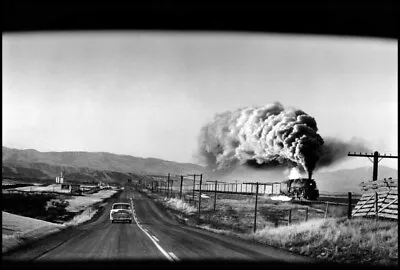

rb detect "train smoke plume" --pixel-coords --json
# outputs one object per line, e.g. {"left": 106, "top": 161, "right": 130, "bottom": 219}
{"left": 197, "top": 102, "right": 373, "bottom": 177}
{"left": 198, "top": 102, "right": 324, "bottom": 177}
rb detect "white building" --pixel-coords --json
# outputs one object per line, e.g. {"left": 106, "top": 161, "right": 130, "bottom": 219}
{"left": 56, "top": 171, "right": 64, "bottom": 184}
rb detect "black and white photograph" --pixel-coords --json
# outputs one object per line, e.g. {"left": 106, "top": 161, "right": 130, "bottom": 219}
{"left": 2, "top": 2, "right": 398, "bottom": 268}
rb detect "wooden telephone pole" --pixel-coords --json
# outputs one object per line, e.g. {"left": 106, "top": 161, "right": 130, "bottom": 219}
{"left": 348, "top": 151, "right": 398, "bottom": 180}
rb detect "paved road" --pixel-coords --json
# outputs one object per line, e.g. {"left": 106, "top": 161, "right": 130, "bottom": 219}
{"left": 3, "top": 186, "right": 313, "bottom": 262}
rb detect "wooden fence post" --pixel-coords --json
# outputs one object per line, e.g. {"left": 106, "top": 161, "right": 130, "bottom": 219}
{"left": 198, "top": 174, "right": 203, "bottom": 224}
{"left": 348, "top": 192, "right": 352, "bottom": 219}
{"left": 288, "top": 209, "right": 292, "bottom": 226}
{"left": 324, "top": 202, "right": 329, "bottom": 219}
{"left": 167, "top": 173, "right": 170, "bottom": 197}
{"left": 305, "top": 207, "right": 309, "bottom": 222}
{"left": 214, "top": 181, "right": 217, "bottom": 211}
{"left": 192, "top": 175, "right": 196, "bottom": 205}
{"left": 180, "top": 176, "right": 183, "bottom": 199}
{"left": 253, "top": 182, "right": 259, "bottom": 233}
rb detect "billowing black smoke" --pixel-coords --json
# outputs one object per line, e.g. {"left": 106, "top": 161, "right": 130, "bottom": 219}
{"left": 197, "top": 102, "right": 371, "bottom": 177}
{"left": 198, "top": 102, "right": 324, "bottom": 177}
{"left": 317, "top": 137, "right": 372, "bottom": 168}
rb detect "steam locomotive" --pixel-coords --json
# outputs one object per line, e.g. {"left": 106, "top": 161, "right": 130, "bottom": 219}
{"left": 278, "top": 178, "right": 319, "bottom": 200}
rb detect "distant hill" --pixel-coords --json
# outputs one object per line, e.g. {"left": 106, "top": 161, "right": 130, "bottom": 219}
{"left": 2, "top": 146, "right": 206, "bottom": 178}
{"left": 314, "top": 166, "right": 398, "bottom": 193}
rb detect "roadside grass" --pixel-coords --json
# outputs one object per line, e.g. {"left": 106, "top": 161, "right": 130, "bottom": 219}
{"left": 63, "top": 203, "right": 104, "bottom": 226}
{"left": 164, "top": 197, "right": 197, "bottom": 214}
{"left": 148, "top": 191, "right": 398, "bottom": 266}
{"left": 251, "top": 217, "right": 398, "bottom": 266}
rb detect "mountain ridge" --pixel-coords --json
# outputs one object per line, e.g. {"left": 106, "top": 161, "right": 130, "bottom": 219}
{"left": 2, "top": 146, "right": 206, "bottom": 176}
{"left": 2, "top": 146, "right": 397, "bottom": 193}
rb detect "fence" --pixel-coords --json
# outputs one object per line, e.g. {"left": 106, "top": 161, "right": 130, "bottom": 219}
{"left": 139, "top": 173, "right": 362, "bottom": 233}
{"left": 352, "top": 179, "right": 398, "bottom": 220}
{"left": 2, "top": 189, "right": 56, "bottom": 196}
{"left": 2, "top": 185, "right": 100, "bottom": 196}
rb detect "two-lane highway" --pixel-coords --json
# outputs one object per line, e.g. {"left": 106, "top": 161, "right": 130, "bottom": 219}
{"left": 3, "top": 186, "right": 313, "bottom": 263}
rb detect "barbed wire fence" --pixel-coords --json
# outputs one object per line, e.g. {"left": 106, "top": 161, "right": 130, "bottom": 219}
{"left": 136, "top": 173, "right": 364, "bottom": 233}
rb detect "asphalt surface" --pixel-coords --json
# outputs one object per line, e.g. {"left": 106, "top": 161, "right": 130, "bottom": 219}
{"left": 2, "top": 186, "right": 313, "bottom": 263}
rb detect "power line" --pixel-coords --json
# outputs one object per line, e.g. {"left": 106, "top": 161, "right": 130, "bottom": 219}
{"left": 347, "top": 151, "right": 398, "bottom": 181}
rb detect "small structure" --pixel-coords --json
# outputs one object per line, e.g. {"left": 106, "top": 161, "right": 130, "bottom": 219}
{"left": 55, "top": 170, "right": 64, "bottom": 184}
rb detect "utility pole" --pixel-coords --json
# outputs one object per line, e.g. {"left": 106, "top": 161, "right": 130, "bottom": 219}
{"left": 348, "top": 151, "right": 398, "bottom": 180}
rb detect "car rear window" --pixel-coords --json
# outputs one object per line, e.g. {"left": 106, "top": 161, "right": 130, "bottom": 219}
{"left": 113, "top": 204, "right": 130, "bottom": 210}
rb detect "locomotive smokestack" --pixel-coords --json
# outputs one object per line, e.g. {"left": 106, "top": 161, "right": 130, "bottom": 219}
{"left": 308, "top": 171, "right": 312, "bottom": 180}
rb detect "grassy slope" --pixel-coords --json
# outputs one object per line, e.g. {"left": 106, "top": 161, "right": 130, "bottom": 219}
{"left": 2, "top": 211, "right": 64, "bottom": 253}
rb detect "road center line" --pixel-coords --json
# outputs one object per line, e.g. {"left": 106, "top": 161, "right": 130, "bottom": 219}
{"left": 130, "top": 198, "right": 174, "bottom": 262}
{"left": 168, "top": 252, "right": 179, "bottom": 261}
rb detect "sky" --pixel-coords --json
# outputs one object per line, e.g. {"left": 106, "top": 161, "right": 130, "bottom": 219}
{"left": 2, "top": 31, "right": 398, "bottom": 171}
